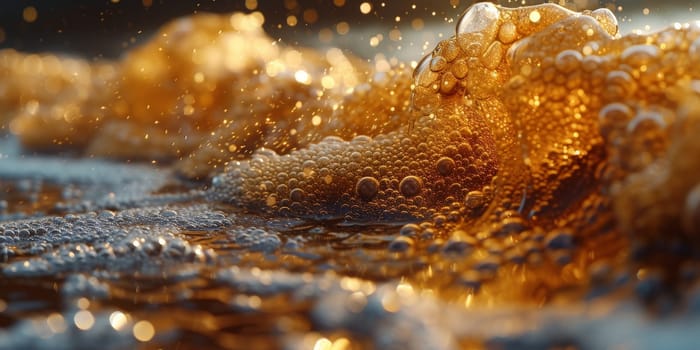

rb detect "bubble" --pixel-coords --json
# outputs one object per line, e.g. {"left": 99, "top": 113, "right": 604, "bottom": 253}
{"left": 399, "top": 223, "right": 420, "bottom": 237}
{"left": 440, "top": 72, "right": 458, "bottom": 94}
{"left": 605, "top": 70, "right": 636, "bottom": 99}
{"left": 465, "top": 191, "right": 486, "bottom": 210}
{"left": 545, "top": 230, "right": 575, "bottom": 250}
{"left": 436, "top": 157, "right": 456, "bottom": 176}
{"left": 621, "top": 45, "right": 659, "bottom": 68}
{"left": 429, "top": 56, "right": 447, "bottom": 72}
{"left": 498, "top": 22, "right": 518, "bottom": 44}
{"left": 355, "top": 177, "right": 380, "bottom": 201}
{"left": 451, "top": 59, "right": 469, "bottom": 79}
{"left": 590, "top": 8, "right": 619, "bottom": 36}
{"left": 289, "top": 188, "right": 305, "bottom": 202}
{"left": 388, "top": 236, "right": 414, "bottom": 252}
{"left": 399, "top": 176, "right": 423, "bottom": 197}
{"left": 456, "top": 2, "right": 499, "bottom": 37}
{"left": 599, "top": 102, "right": 633, "bottom": 138}
{"left": 481, "top": 41, "right": 504, "bottom": 70}
{"left": 554, "top": 50, "right": 582, "bottom": 73}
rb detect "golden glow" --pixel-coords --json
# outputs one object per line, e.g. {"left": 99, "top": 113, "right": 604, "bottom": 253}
{"left": 77, "top": 297, "right": 90, "bottom": 310}
{"left": 74, "top": 310, "right": 95, "bottom": 331}
{"left": 109, "top": 311, "right": 129, "bottom": 331}
{"left": 313, "top": 337, "right": 332, "bottom": 350}
{"left": 360, "top": 2, "right": 372, "bottom": 14}
{"left": 23, "top": 6, "right": 38, "bottom": 23}
{"left": 294, "top": 70, "right": 312, "bottom": 85}
{"left": 133, "top": 320, "right": 156, "bottom": 342}
{"left": 380, "top": 292, "right": 401, "bottom": 313}
{"left": 46, "top": 313, "right": 67, "bottom": 333}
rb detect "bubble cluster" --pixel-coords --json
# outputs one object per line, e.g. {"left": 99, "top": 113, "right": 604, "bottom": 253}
{"left": 211, "top": 109, "right": 497, "bottom": 220}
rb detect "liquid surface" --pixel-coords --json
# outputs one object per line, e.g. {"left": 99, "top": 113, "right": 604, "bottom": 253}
{"left": 2, "top": 2, "right": 700, "bottom": 349}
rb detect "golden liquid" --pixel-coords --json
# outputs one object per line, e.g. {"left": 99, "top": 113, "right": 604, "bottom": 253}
{"left": 1, "top": 2, "right": 700, "bottom": 349}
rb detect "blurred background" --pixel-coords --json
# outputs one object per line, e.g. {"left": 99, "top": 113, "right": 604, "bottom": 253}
{"left": 0, "top": 0, "right": 699, "bottom": 61}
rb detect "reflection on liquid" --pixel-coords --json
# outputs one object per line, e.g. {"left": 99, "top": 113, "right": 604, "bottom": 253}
{"left": 1, "top": 2, "right": 700, "bottom": 349}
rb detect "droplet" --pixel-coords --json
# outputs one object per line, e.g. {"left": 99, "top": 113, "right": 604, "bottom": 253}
{"left": 598, "top": 102, "right": 633, "bottom": 138}
{"left": 399, "top": 176, "right": 423, "bottom": 197}
{"left": 355, "top": 177, "right": 380, "bottom": 201}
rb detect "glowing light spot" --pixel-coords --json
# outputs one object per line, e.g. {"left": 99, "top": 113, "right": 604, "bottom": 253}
{"left": 312, "top": 115, "right": 322, "bottom": 126}
{"left": 74, "top": 310, "right": 95, "bottom": 331}
{"left": 389, "top": 29, "right": 401, "bottom": 41}
{"left": 109, "top": 311, "right": 129, "bottom": 331}
{"left": 47, "top": 313, "right": 67, "bottom": 333}
{"left": 248, "top": 295, "right": 262, "bottom": 308}
{"left": 529, "top": 10, "right": 541, "bottom": 23}
{"left": 286, "top": 15, "right": 298, "bottom": 27}
{"left": 321, "top": 76, "right": 335, "bottom": 89}
{"left": 331, "top": 338, "right": 351, "bottom": 350}
{"left": 313, "top": 337, "right": 332, "bottom": 350}
{"left": 411, "top": 18, "right": 424, "bottom": 30}
{"left": 381, "top": 292, "right": 401, "bottom": 313}
{"left": 360, "top": 2, "right": 372, "bottom": 14}
{"left": 23, "top": 6, "right": 38, "bottom": 23}
{"left": 346, "top": 291, "right": 368, "bottom": 313}
{"left": 77, "top": 297, "right": 90, "bottom": 310}
{"left": 319, "top": 28, "right": 333, "bottom": 43}
{"left": 396, "top": 282, "right": 415, "bottom": 298}
{"left": 582, "top": 45, "right": 593, "bottom": 55}
{"left": 245, "top": 0, "right": 258, "bottom": 10}
{"left": 133, "top": 320, "right": 155, "bottom": 342}
{"left": 193, "top": 72, "right": 204, "bottom": 83}
{"left": 294, "top": 70, "right": 312, "bottom": 85}
{"left": 303, "top": 9, "right": 319, "bottom": 24}
{"left": 336, "top": 22, "right": 350, "bottom": 35}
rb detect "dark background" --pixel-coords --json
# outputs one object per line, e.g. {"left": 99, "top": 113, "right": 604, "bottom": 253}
{"left": 0, "top": 0, "right": 476, "bottom": 58}
{"left": 0, "top": 0, "right": 696, "bottom": 59}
